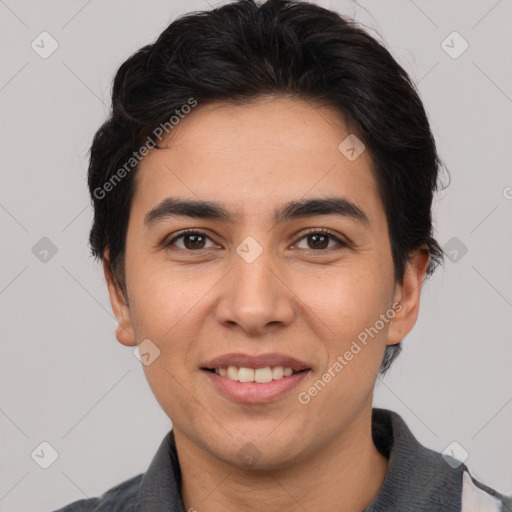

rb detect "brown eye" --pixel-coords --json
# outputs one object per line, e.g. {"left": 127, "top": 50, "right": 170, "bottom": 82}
{"left": 165, "top": 230, "right": 214, "bottom": 250}
{"left": 307, "top": 233, "right": 330, "bottom": 249}
{"left": 182, "top": 233, "right": 206, "bottom": 249}
{"left": 295, "top": 230, "right": 348, "bottom": 251}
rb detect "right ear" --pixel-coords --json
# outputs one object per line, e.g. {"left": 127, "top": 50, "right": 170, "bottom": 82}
{"left": 102, "top": 249, "right": 137, "bottom": 347}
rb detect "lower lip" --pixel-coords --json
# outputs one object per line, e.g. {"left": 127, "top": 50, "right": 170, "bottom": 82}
{"left": 202, "top": 369, "right": 310, "bottom": 404}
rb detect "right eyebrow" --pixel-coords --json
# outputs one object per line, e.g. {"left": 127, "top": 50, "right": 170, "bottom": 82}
{"left": 145, "top": 198, "right": 231, "bottom": 226}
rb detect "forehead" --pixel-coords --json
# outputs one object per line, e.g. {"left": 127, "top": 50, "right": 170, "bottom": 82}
{"left": 132, "top": 96, "right": 383, "bottom": 226}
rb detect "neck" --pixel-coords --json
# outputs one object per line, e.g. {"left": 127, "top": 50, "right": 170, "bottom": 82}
{"left": 175, "top": 406, "right": 388, "bottom": 512}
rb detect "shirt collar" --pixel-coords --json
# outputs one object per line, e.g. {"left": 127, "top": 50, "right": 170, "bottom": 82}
{"left": 139, "top": 427, "right": 184, "bottom": 512}
{"left": 364, "top": 407, "right": 463, "bottom": 511}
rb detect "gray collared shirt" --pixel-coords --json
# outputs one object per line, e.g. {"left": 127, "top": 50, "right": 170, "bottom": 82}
{"left": 52, "top": 408, "right": 512, "bottom": 511}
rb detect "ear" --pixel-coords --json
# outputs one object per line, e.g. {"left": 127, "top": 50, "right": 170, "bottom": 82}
{"left": 102, "top": 249, "right": 137, "bottom": 347}
{"left": 387, "top": 244, "right": 431, "bottom": 345}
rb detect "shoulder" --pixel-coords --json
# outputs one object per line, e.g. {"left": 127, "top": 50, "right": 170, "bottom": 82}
{"left": 460, "top": 469, "right": 512, "bottom": 512}
{"left": 368, "top": 408, "right": 512, "bottom": 511}
{"left": 51, "top": 473, "right": 144, "bottom": 512}
{"left": 52, "top": 429, "right": 181, "bottom": 511}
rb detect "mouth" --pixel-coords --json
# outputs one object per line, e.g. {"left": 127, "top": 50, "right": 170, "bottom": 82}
{"left": 200, "top": 353, "right": 311, "bottom": 404}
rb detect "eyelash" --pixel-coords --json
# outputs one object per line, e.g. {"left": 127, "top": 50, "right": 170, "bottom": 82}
{"left": 164, "top": 228, "right": 349, "bottom": 252}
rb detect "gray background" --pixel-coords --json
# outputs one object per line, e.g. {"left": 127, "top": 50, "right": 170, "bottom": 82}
{"left": 1, "top": 0, "right": 511, "bottom": 510}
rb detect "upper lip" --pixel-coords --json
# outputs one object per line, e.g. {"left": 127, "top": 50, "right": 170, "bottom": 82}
{"left": 201, "top": 352, "right": 310, "bottom": 371}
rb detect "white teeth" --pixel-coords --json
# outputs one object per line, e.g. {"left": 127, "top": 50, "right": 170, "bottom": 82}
{"left": 271, "top": 366, "right": 283, "bottom": 380}
{"left": 254, "top": 367, "right": 273, "bottom": 383}
{"left": 227, "top": 365, "right": 239, "bottom": 380}
{"left": 214, "top": 365, "right": 297, "bottom": 383}
{"left": 238, "top": 367, "right": 254, "bottom": 382}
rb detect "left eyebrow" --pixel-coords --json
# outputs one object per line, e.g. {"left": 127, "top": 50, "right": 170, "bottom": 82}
{"left": 144, "top": 196, "right": 370, "bottom": 228}
{"left": 275, "top": 197, "right": 370, "bottom": 227}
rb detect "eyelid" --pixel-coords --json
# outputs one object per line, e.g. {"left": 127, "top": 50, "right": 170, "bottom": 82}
{"left": 294, "top": 227, "right": 350, "bottom": 249}
{"left": 164, "top": 227, "right": 349, "bottom": 251}
{"left": 164, "top": 229, "right": 218, "bottom": 249}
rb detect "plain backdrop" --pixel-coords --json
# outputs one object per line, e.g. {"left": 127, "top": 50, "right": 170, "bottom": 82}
{"left": 0, "top": 0, "right": 511, "bottom": 510}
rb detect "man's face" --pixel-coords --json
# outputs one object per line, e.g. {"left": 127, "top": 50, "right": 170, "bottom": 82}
{"left": 109, "top": 96, "right": 408, "bottom": 469}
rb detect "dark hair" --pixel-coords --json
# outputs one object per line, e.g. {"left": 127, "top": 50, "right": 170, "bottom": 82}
{"left": 88, "top": 0, "right": 446, "bottom": 374}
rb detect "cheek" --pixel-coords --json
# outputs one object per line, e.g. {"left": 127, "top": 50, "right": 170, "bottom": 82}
{"left": 129, "top": 275, "right": 204, "bottom": 422}
{"left": 296, "top": 264, "right": 391, "bottom": 337}
{"left": 126, "top": 252, "right": 216, "bottom": 341}
{"left": 141, "top": 362, "right": 198, "bottom": 431}
{"left": 296, "top": 265, "right": 393, "bottom": 393}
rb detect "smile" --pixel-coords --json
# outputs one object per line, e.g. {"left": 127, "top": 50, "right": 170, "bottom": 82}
{"left": 206, "top": 365, "right": 303, "bottom": 382}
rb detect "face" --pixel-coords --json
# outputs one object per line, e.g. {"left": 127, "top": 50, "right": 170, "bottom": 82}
{"left": 105, "top": 96, "right": 428, "bottom": 470}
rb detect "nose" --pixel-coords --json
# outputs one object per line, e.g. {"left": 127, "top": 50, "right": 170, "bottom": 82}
{"left": 214, "top": 243, "right": 295, "bottom": 336}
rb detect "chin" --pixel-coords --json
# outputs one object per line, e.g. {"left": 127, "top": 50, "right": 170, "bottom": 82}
{"left": 207, "top": 430, "right": 306, "bottom": 471}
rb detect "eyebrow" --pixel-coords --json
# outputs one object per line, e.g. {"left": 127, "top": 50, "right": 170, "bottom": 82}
{"left": 144, "top": 196, "right": 370, "bottom": 227}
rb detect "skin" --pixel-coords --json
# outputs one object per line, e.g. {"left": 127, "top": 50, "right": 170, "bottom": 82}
{"left": 104, "top": 95, "right": 430, "bottom": 511}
